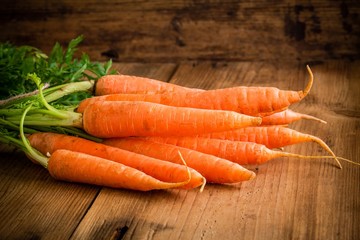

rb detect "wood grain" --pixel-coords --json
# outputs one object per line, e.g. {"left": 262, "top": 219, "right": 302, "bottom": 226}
{"left": 1, "top": 0, "right": 358, "bottom": 62}
{"left": 110, "top": 62, "right": 177, "bottom": 81}
{"left": 0, "top": 152, "right": 99, "bottom": 239}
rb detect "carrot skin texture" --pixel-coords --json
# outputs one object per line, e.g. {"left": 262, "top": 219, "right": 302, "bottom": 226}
{"left": 200, "top": 126, "right": 272, "bottom": 147}
{"left": 141, "top": 136, "right": 271, "bottom": 165}
{"left": 103, "top": 137, "right": 256, "bottom": 183}
{"left": 28, "top": 132, "right": 204, "bottom": 189}
{"left": 81, "top": 101, "right": 261, "bottom": 138}
{"left": 261, "top": 109, "right": 327, "bottom": 125}
{"left": 199, "top": 125, "right": 342, "bottom": 168}
{"left": 80, "top": 66, "right": 313, "bottom": 116}
{"left": 77, "top": 89, "right": 302, "bottom": 117}
{"left": 48, "top": 149, "right": 189, "bottom": 191}
{"left": 200, "top": 126, "right": 315, "bottom": 149}
{"left": 95, "top": 74, "right": 201, "bottom": 95}
{"left": 119, "top": 137, "right": 341, "bottom": 168}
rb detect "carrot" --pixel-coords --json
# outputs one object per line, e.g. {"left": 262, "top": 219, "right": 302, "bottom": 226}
{"left": 198, "top": 126, "right": 342, "bottom": 168}
{"left": 141, "top": 136, "right": 342, "bottom": 168}
{"left": 28, "top": 132, "right": 205, "bottom": 190}
{"left": 81, "top": 101, "right": 262, "bottom": 138}
{"left": 95, "top": 74, "right": 202, "bottom": 95}
{"left": 200, "top": 126, "right": 328, "bottom": 148}
{"left": 78, "top": 66, "right": 313, "bottom": 117}
{"left": 261, "top": 109, "right": 327, "bottom": 125}
{"left": 103, "top": 137, "right": 256, "bottom": 183}
{"left": 48, "top": 149, "right": 192, "bottom": 191}
{"left": 17, "top": 105, "right": 190, "bottom": 191}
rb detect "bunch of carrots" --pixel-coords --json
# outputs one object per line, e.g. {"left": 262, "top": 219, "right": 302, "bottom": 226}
{"left": 1, "top": 37, "right": 356, "bottom": 191}
{"left": 3, "top": 63, "right": 356, "bottom": 193}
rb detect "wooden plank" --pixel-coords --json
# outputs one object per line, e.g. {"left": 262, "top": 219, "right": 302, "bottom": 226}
{"left": 1, "top": 0, "right": 358, "bottom": 62}
{"left": 69, "top": 61, "right": 359, "bottom": 240}
{"left": 110, "top": 62, "right": 177, "bottom": 81}
{"left": 0, "top": 152, "right": 99, "bottom": 239}
{"left": 169, "top": 61, "right": 304, "bottom": 89}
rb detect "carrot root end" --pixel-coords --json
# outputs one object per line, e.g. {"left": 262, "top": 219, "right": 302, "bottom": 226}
{"left": 303, "top": 65, "right": 314, "bottom": 98}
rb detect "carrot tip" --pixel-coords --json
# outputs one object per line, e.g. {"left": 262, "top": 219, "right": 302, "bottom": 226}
{"left": 310, "top": 135, "right": 342, "bottom": 169}
{"left": 301, "top": 112, "right": 327, "bottom": 124}
{"left": 177, "top": 150, "right": 207, "bottom": 191}
{"left": 337, "top": 159, "right": 343, "bottom": 169}
{"left": 302, "top": 65, "right": 314, "bottom": 98}
{"left": 249, "top": 172, "right": 256, "bottom": 181}
{"left": 199, "top": 177, "right": 207, "bottom": 193}
{"left": 338, "top": 157, "right": 360, "bottom": 166}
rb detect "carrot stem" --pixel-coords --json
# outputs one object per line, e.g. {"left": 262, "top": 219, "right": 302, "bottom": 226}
{"left": 27, "top": 73, "right": 69, "bottom": 119}
{"left": 6, "top": 111, "right": 83, "bottom": 128}
{"left": 44, "top": 80, "right": 94, "bottom": 103}
{"left": 0, "top": 134, "right": 28, "bottom": 152}
{"left": 19, "top": 104, "right": 48, "bottom": 168}
{"left": 0, "top": 83, "right": 50, "bottom": 108}
{"left": 0, "top": 118, "right": 38, "bottom": 134}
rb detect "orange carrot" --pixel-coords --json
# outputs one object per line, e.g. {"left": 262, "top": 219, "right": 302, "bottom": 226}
{"left": 200, "top": 126, "right": 325, "bottom": 148}
{"left": 78, "top": 66, "right": 313, "bottom": 116}
{"left": 18, "top": 101, "right": 192, "bottom": 191}
{"left": 142, "top": 136, "right": 342, "bottom": 168}
{"left": 81, "top": 101, "right": 261, "bottom": 138}
{"left": 261, "top": 109, "right": 327, "bottom": 125}
{"left": 198, "top": 126, "right": 342, "bottom": 168}
{"left": 95, "top": 74, "right": 202, "bottom": 95}
{"left": 103, "top": 137, "right": 256, "bottom": 183}
{"left": 47, "top": 149, "right": 191, "bottom": 191}
{"left": 28, "top": 132, "right": 205, "bottom": 190}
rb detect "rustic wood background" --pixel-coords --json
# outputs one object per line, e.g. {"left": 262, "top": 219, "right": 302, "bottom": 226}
{"left": 1, "top": 0, "right": 359, "bottom": 62}
{"left": 1, "top": 1, "right": 359, "bottom": 240}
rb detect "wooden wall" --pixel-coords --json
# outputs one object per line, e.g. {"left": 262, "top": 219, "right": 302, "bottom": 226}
{"left": 1, "top": 0, "right": 359, "bottom": 62}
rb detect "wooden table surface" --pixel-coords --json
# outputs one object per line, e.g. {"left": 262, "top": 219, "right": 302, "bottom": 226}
{"left": 0, "top": 60, "right": 359, "bottom": 240}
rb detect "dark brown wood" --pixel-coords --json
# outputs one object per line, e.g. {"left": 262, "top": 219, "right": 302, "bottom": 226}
{"left": 1, "top": 0, "right": 359, "bottom": 62}
{"left": 110, "top": 62, "right": 177, "bottom": 80}
{"left": 0, "top": 152, "right": 99, "bottom": 239}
